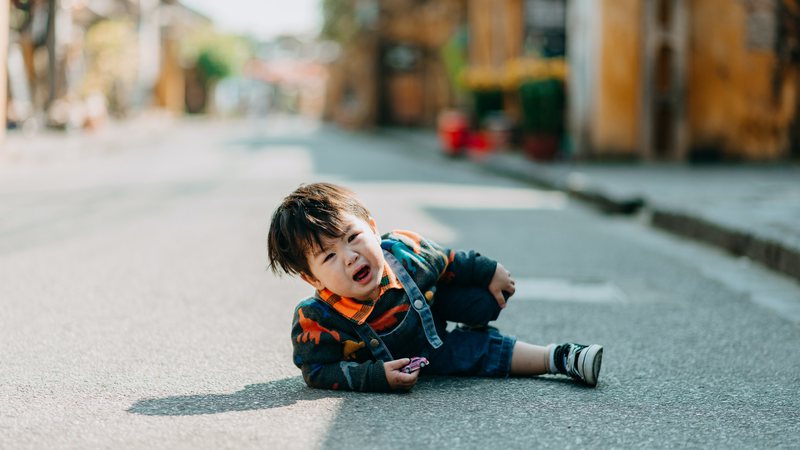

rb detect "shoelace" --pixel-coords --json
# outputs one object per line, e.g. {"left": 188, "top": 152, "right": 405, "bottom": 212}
{"left": 564, "top": 345, "right": 587, "bottom": 382}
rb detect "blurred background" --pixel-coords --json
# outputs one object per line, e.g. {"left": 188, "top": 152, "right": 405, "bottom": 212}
{"left": 3, "top": 5, "right": 800, "bottom": 446}
{"left": 1, "top": 0, "right": 799, "bottom": 162}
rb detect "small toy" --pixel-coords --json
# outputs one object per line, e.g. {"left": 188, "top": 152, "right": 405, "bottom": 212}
{"left": 401, "top": 357, "right": 429, "bottom": 374}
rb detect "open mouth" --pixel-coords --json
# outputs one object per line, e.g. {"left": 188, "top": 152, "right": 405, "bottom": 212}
{"left": 353, "top": 265, "right": 371, "bottom": 283}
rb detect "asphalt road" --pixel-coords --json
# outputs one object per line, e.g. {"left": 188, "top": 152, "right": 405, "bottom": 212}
{"left": 2, "top": 117, "right": 799, "bottom": 449}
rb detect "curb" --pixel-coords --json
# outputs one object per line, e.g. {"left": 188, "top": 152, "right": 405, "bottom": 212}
{"left": 480, "top": 153, "right": 646, "bottom": 214}
{"left": 650, "top": 209, "right": 800, "bottom": 281}
{"left": 478, "top": 152, "right": 800, "bottom": 283}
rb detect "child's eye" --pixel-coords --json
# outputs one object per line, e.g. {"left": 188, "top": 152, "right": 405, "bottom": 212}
{"left": 347, "top": 232, "right": 361, "bottom": 242}
{"left": 323, "top": 253, "right": 334, "bottom": 263}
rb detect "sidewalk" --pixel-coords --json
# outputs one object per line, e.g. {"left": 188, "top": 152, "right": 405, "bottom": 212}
{"left": 389, "top": 128, "right": 800, "bottom": 283}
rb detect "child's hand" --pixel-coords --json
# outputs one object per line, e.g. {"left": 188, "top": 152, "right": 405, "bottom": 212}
{"left": 488, "top": 263, "right": 516, "bottom": 309}
{"left": 384, "top": 358, "right": 419, "bottom": 391}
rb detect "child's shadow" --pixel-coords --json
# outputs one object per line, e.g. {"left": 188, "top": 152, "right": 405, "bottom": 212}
{"left": 128, "top": 376, "right": 583, "bottom": 416}
{"left": 128, "top": 377, "right": 337, "bottom": 416}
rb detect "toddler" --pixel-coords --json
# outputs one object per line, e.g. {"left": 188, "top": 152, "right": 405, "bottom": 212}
{"left": 267, "top": 183, "right": 603, "bottom": 391}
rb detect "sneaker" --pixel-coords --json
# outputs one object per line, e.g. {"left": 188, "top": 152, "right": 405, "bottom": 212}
{"left": 552, "top": 343, "right": 603, "bottom": 387}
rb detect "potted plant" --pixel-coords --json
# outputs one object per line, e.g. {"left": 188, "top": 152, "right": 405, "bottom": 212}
{"left": 515, "top": 58, "right": 567, "bottom": 161}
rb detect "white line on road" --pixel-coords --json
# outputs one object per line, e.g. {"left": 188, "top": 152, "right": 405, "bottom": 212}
{"left": 512, "top": 277, "right": 627, "bottom": 303}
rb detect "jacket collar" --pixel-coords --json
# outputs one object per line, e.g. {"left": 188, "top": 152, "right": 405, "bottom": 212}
{"left": 317, "top": 260, "right": 402, "bottom": 325}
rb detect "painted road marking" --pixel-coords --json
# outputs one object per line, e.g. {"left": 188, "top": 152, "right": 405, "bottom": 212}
{"left": 512, "top": 278, "right": 627, "bottom": 303}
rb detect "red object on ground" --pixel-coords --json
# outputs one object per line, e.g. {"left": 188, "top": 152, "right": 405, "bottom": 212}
{"left": 466, "top": 131, "right": 491, "bottom": 160}
{"left": 438, "top": 110, "right": 469, "bottom": 156}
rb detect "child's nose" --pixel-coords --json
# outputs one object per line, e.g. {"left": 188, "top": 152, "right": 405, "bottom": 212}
{"left": 345, "top": 249, "right": 358, "bottom": 265}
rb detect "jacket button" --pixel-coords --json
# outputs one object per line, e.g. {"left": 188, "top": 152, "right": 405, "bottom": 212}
{"left": 370, "top": 338, "right": 380, "bottom": 348}
{"left": 413, "top": 300, "right": 424, "bottom": 309}
{"left": 425, "top": 290, "right": 434, "bottom": 301}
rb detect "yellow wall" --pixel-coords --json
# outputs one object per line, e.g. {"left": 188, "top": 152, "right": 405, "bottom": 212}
{"left": 688, "top": 0, "right": 796, "bottom": 159}
{"left": 468, "top": 0, "right": 523, "bottom": 68}
{"left": 592, "top": 0, "right": 641, "bottom": 155}
{"left": 154, "top": 38, "right": 185, "bottom": 114}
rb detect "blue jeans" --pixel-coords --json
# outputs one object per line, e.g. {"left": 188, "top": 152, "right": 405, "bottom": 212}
{"left": 426, "top": 286, "right": 517, "bottom": 377}
{"left": 353, "top": 251, "right": 516, "bottom": 377}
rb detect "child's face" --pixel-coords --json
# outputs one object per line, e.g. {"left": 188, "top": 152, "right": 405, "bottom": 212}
{"left": 301, "top": 214, "right": 385, "bottom": 301}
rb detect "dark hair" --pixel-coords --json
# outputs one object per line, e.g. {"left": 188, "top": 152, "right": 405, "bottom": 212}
{"left": 267, "top": 182, "right": 371, "bottom": 276}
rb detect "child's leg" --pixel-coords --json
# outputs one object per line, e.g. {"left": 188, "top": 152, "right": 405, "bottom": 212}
{"left": 424, "top": 325, "right": 515, "bottom": 377}
{"left": 510, "top": 341, "right": 550, "bottom": 376}
{"left": 512, "top": 340, "right": 604, "bottom": 386}
{"left": 432, "top": 285, "right": 502, "bottom": 326}
{"left": 430, "top": 286, "right": 603, "bottom": 386}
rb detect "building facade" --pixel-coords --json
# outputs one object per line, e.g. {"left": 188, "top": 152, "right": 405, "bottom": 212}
{"left": 326, "top": 0, "right": 800, "bottom": 161}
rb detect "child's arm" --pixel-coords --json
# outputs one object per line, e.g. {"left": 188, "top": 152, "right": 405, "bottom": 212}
{"left": 385, "top": 230, "right": 498, "bottom": 288}
{"left": 487, "top": 262, "right": 515, "bottom": 308}
{"left": 386, "top": 230, "right": 513, "bottom": 307}
{"left": 297, "top": 356, "right": 418, "bottom": 392}
{"left": 292, "top": 304, "right": 416, "bottom": 392}
{"left": 439, "top": 248, "right": 499, "bottom": 288}
{"left": 298, "top": 359, "right": 387, "bottom": 391}
{"left": 384, "top": 358, "right": 420, "bottom": 390}
{"left": 432, "top": 241, "right": 516, "bottom": 308}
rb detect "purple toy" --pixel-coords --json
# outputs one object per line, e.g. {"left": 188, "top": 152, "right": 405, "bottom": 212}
{"left": 401, "top": 357, "right": 429, "bottom": 374}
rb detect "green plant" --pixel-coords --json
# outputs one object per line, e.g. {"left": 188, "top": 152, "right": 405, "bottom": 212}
{"left": 181, "top": 26, "right": 251, "bottom": 82}
{"left": 321, "top": 0, "right": 358, "bottom": 42}
{"left": 196, "top": 48, "right": 231, "bottom": 81}
{"left": 519, "top": 78, "right": 565, "bottom": 134}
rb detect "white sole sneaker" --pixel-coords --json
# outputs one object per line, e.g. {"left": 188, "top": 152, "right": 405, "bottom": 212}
{"left": 577, "top": 344, "right": 603, "bottom": 387}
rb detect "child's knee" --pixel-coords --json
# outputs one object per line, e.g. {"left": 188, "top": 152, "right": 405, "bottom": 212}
{"left": 433, "top": 286, "right": 502, "bottom": 324}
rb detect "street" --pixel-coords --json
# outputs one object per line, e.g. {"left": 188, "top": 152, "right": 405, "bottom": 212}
{"left": 2, "top": 117, "right": 799, "bottom": 449}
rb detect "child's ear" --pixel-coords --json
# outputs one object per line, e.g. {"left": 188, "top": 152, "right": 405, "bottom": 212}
{"left": 368, "top": 217, "right": 379, "bottom": 235}
{"left": 300, "top": 272, "right": 324, "bottom": 290}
